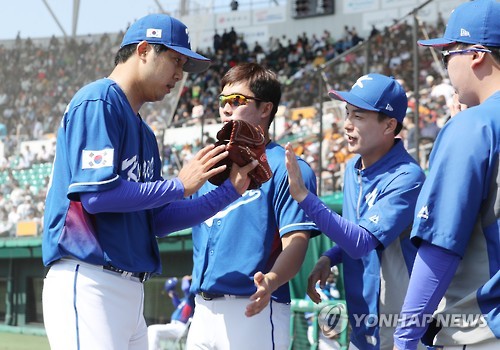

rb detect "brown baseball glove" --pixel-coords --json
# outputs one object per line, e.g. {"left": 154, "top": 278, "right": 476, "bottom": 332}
{"left": 208, "top": 120, "right": 272, "bottom": 189}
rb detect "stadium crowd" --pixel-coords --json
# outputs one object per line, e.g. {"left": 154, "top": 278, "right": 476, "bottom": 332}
{"left": 0, "top": 15, "right": 455, "bottom": 237}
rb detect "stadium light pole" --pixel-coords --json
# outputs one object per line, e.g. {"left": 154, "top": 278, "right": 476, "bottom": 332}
{"left": 412, "top": 12, "right": 421, "bottom": 165}
{"left": 42, "top": 0, "right": 69, "bottom": 38}
{"left": 71, "top": 0, "right": 80, "bottom": 37}
{"left": 402, "top": 0, "right": 433, "bottom": 165}
{"left": 317, "top": 67, "right": 324, "bottom": 196}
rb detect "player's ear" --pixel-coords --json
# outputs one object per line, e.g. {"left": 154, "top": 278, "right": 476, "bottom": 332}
{"left": 260, "top": 100, "right": 273, "bottom": 118}
{"left": 384, "top": 117, "right": 397, "bottom": 135}
{"left": 137, "top": 41, "right": 149, "bottom": 58}
{"left": 470, "top": 47, "right": 488, "bottom": 69}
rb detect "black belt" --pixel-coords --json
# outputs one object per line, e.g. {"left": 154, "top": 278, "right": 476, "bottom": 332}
{"left": 103, "top": 265, "right": 151, "bottom": 283}
{"left": 199, "top": 291, "right": 225, "bottom": 300}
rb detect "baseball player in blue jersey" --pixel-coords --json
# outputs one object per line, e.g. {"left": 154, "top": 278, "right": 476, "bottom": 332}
{"left": 148, "top": 276, "right": 195, "bottom": 350}
{"left": 285, "top": 73, "right": 426, "bottom": 350}
{"left": 42, "top": 14, "right": 257, "bottom": 350}
{"left": 394, "top": 1, "right": 500, "bottom": 349}
{"left": 161, "top": 63, "right": 320, "bottom": 350}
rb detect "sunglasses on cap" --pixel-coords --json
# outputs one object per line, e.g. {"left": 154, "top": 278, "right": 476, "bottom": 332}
{"left": 219, "top": 93, "right": 264, "bottom": 108}
{"left": 441, "top": 47, "right": 491, "bottom": 69}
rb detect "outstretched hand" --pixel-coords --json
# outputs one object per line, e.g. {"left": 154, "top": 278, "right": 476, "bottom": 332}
{"left": 245, "top": 271, "right": 272, "bottom": 317}
{"left": 177, "top": 144, "right": 229, "bottom": 197}
{"left": 307, "top": 256, "right": 332, "bottom": 304}
{"left": 284, "top": 143, "right": 309, "bottom": 203}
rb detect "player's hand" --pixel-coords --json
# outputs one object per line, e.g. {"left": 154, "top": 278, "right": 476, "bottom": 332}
{"left": 229, "top": 160, "right": 258, "bottom": 195}
{"left": 177, "top": 144, "right": 228, "bottom": 197}
{"left": 307, "top": 256, "right": 332, "bottom": 304}
{"left": 285, "top": 143, "right": 309, "bottom": 203}
{"left": 246, "top": 271, "right": 272, "bottom": 317}
{"left": 449, "top": 93, "right": 467, "bottom": 117}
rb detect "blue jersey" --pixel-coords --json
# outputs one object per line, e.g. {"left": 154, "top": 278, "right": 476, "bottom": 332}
{"left": 43, "top": 78, "right": 163, "bottom": 274}
{"left": 190, "top": 142, "right": 320, "bottom": 303}
{"left": 171, "top": 293, "right": 195, "bottom": 324}
{"left": 341, "top": 139, "right": 425, "bottom": 349}
{"left": 411, "top": 92, "right": 500, "bottom": 344}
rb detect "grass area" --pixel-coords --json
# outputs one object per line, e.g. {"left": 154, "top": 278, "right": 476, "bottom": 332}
{"left": 0, "top": 333, "right": 50, "bottom": 350}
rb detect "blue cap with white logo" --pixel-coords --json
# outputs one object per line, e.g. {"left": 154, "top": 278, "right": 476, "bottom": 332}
{"left": 418, "top": 0, "right": 500, "bottom": 48}
{"left": 328, "top": 73, "right": 408, "bottom": 123}
{"left": 121, "top": 14, "right": 210, "bottom": 73}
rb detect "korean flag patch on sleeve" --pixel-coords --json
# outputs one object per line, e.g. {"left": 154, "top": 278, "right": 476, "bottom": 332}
{"left": 82, "top": 149, "right": 114, "bottom": 169}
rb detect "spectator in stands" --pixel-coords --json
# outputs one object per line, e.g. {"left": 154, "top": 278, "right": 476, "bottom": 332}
{"left": 213, "top": 30, "right": 222, "bottom": 53}
{"left": 285, "top": 74, "right": 425, "bottom": 349}
{"left": 419, "top": 109, "right": 440, "bottom": 141}
{"left": 370, "top": 25, "right": 380, "bottom": 39}
{"left": 18, "top": 145, "right": 35, "bottom": 169}
{"left": 16, "top": 195, "right": 34, "bottom": 220}
{"left": 0, "top": 206, "right": 13, "bottom": 237}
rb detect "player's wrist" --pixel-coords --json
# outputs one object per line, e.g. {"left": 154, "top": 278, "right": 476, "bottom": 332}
{"left": 295, "top": 188, "right": 309, "bottom": 203}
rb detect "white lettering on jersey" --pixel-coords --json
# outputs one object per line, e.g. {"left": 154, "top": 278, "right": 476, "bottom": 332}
{"left": 122, "top": 155, "right": 155, "bottom": 182}
{"left": 204, "top": 189, "right": 261, "bottom": 227}
{"left": 82, "top": 149, "right": 114, "bottom": 169}
{"left": 417, "top": 205, "right": 429, "bottom": 220}
{"left": 365, "top": 188, "right": 378, "bottom": 208}
{"left": 122, "top": 155, "right": 139, "bottom": 182}
{"left": 142, "top": 156, "right": 155, "bottom": 181}
{"left": 369, "top": 215, "right": 379, "bottom": 224}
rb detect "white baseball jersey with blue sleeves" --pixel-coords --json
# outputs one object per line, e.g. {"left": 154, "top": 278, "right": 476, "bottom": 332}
{"left": 411, "top": 92, "right": 500, "bottom": 345}
{"left": 42, "top": 78, "right": 163, "bottom": 274}
{"left": 190, "top": 142, "right": 320, "bottom": 303}
{"left": 341, "top": 139, "right": 425, "bottom": 349}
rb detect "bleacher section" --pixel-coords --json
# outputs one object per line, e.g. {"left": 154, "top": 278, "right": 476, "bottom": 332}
{"left": 8, "top": 163, "right": 51, "bottom": 190}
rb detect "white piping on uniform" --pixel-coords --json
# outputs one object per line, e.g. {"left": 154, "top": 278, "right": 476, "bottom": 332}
{"left": 68, "top": 174, "right": 120, "bottom": 189}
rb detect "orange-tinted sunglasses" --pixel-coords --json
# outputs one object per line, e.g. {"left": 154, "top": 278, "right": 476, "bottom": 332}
{"left": 219, "top": 93, "right": 264, "bottom": 108}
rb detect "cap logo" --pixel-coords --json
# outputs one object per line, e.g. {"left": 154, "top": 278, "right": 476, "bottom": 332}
{"left": 385, "top": 104, "right": 394, "bottom": 111}
{"left": 146, "top": 28, "right": 162, "bottom": 38}
{"left": 353, "top": 75, "right": 373, "bottom": 89}
{"left": 185, "top": 28, "right": 191, "bottom": 45}
{"left": 460, "top": 28, "right": 470, "bottom": 37}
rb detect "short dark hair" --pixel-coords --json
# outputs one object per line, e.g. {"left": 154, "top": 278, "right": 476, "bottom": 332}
{"left": 455, "top": 42, "right": 500, "bottom": 65}
{"left": 486, "top": 46, "right": 500, "bottom": 64}
{"left": 114, "top": 43, "right": 169, "bottom": 66}
{"left": 220, "top": 63, "right": 282, "bottom": 127}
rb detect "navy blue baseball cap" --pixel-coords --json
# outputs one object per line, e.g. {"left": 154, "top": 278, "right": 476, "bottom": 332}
{"left": 121, "top": 14, "right": 211, "bottom": 73}
{"left": 164, "top": 277, "right": 178, "bottom": 292}
{"left": 328, "top": 73, "right": 408, "bottom": 123}
{"left": 418, "top": 0, "right": 500, "bottom": 48}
